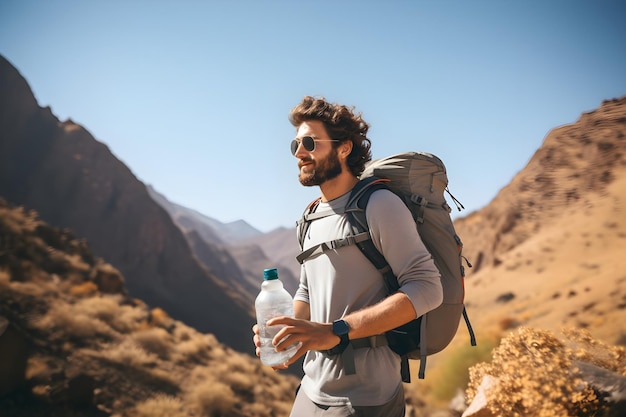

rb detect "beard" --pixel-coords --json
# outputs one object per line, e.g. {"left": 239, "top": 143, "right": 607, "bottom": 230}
{"left": 298, "top": 148, "right": 343, "bottom": 187}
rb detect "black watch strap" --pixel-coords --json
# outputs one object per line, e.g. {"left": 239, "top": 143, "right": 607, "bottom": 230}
{"left": 326, "top": 319, "right": 350, "bottom": 355}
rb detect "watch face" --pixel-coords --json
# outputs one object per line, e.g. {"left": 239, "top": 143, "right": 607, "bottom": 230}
{"left": 333, "top": 320, "right": 350, "bottom": 336}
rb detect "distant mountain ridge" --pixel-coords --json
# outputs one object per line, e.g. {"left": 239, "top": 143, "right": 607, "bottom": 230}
{"left": 147, "top": 185, "right": 300, "bottom": 297}
{"left": 146, "top": 185, "right": 262, "bottom": 245}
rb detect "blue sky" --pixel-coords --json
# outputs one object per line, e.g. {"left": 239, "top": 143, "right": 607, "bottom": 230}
{"left": 1, "top": 1, "right": 625, "bottom": 232}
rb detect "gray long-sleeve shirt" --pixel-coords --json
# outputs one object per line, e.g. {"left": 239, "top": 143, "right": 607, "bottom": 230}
{"left": 294, "top": 187, "right": 443, "bottom": 407}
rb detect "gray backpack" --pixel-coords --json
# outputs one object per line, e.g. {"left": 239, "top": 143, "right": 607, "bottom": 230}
{"left": 296, "top": 152, "right": 476, "bottom": 381}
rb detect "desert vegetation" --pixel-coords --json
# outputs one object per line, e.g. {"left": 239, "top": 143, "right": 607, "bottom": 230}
{"left": 0, "top": 198, "right": 299, "bottom": 416}
{"left": 466, "top": 327, "right": 626, "bottom": 416}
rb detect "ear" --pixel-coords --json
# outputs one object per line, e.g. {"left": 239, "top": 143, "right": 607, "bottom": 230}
{"left": 339, "top": 141, "right": 352, "bottom": 159}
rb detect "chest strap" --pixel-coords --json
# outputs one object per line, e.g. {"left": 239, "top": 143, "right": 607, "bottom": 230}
{"left": 296, "top": 231, "right": 371, "bottom": 264}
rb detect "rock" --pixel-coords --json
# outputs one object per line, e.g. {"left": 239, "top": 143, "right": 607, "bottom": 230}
{"left": 462, "top": 375, "right": 498, "bottom": 417}
{"left": 573, "top": 360, "right": 626, "bottom": 414}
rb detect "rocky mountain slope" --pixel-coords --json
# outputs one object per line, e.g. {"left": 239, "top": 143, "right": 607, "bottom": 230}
{"left": 0, "top": 55, "right": 255, "bottom": 354}
{"left": 452, "top": 96, "right": 626, "bottom": 346}
{"left": 0, "top": 198, "right": 299, "bottom": 416}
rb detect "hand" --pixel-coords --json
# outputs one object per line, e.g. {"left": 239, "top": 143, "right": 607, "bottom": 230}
{"left": 252, "top": 322, "right": 291, "bottom": 371}
{"left": 267, "top": 316, "right": 340, "bottom": 367}
{"left": 252, "top": 323, "right": 261, "bottom": 357}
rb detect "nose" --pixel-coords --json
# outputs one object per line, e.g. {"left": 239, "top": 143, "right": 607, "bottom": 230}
{"left": 293, "top": 140, "right": 307, "bottom": 158}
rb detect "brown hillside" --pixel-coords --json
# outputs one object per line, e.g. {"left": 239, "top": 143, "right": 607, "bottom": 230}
{"left": 455, "top": 96, "right": 626, "bottom": 274}
{"left": 453, "top": 96, "right": 626, "bottom": 346}
{"left": 0, "top": 198, "right": 299, "bottom": 416}
{"left": 0, "top": 55, "right": 255, "bottom": 353}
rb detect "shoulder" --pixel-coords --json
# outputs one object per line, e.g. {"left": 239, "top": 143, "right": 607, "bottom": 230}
{"left": 365, "top": 188, "right": 409, "bottom": 219}
{"left": 367, "top": 187, "right": 404, "bottom": 207}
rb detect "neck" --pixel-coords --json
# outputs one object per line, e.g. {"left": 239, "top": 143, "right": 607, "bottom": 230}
{"left": 319, "top": 171, "right": 359, "bottom": 202}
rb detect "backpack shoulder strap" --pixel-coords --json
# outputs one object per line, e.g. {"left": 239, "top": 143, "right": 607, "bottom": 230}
{"left": 295, "top": 177, "right": 390, "bottom": 268}
{"left": 296, "top": 197, "right": 321, "bottom": 250}
{"left": 345, "top": 177, "right": 400, "bottom": 294}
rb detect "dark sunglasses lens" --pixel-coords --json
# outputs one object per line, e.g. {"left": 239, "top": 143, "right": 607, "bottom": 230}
{"left": 291, "top": 136, "right": 317, "bottom": 155}
{"left": 302, "top": 136, "right": 315, "bottom": 151}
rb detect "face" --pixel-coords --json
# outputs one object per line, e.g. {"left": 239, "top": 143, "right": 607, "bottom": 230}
{"left": 293, "top": 120, "right": 343, "bottom": 187}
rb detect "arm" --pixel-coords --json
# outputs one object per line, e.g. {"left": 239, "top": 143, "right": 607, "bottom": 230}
{"left": 367, "top": 189, "right": 443, "bottom": 318}
{"left": 294, "top": 299, "right": 310, "bottom": 320}
{"left": 269, "top": 292, "right": 415, "bottom": 366}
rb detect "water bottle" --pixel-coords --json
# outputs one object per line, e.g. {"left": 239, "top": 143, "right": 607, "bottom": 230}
{"left": 255, "top": 268, "right": 299, "bottom": 366}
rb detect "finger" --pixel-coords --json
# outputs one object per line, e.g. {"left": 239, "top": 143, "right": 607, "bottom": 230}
{"left": 267, "top": 316, "right": 296, "bottom": 326}
{"left": 283, "top": 344, "right": 308, "bottom": 367}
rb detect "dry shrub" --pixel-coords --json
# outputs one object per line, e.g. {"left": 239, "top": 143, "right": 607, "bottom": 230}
{"left": 187, "top": 377, "right": 237, "bottom": 416}
{"left": 245, "top": 402, "right": 274, "bottom": 416}
{"left": 132, "top": 327, "right": 172, "bottom": 360}
{"left": 6, "top": 279, "right": 50, "bottom": 298}
{"left": 75, "top": 295, "right": 145, "bottom": 333}
{"left": 563, "top": 328, "right": 626, "bottom": 374}
{"left": 69, "top": 281, "right": 98, "bottom": 297}
{"left": 36, "top": 301, "right": 115, "bottom": 339}
{"left": 149, "top": 307, "right": 173, "bottom": 329}
{"left": 65, "top": 253, "right": 91, "bottom": 273}
{"left": 211, "top": 357, "right": 256, "bottom": 392}
{"left": 466, "top": 327, "right": 619, "bottom": 416}
{"left": 101, "top": 340, "right": 158, "bottom": 367}
{"left": 25, "top": 356, "right": 52, "bottom": 383}
{"left": 172, "top": 330, "right": 215, "bottom": 363}
{"left": 130, "top": 394, "right": 186, "bottom": 417}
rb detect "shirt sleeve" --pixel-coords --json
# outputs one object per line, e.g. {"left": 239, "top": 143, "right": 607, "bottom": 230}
{"left": 294, "top": 265, "right": 310, "bottom": 304}
{"left": 365, "top": 189, "right": 443, "bottom": 318}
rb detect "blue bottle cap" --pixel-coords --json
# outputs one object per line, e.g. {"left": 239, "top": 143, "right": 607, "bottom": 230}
{"left": 263, "top": 268, "right": 278, "bottom": 280}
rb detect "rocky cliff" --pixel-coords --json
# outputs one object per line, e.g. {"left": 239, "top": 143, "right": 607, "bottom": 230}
{"left": 0, "top": 55, "right": 255, "bottom": 354}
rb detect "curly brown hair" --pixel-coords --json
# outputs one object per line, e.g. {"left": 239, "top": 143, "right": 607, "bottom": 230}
{"left": 289, "top": 96, "right": 372, "bottom": 177}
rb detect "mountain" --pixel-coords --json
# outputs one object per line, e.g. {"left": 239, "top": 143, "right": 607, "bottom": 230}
{"left": 452, "top": 96, "right": 626, "bottom": 346}
{"left": 147, "top": 185, "right": 262, "bottom": 245}
{"left": 148, "top": 186, "right": 301, "bottom": 297}
{"left": 0, "top": 55, "right": 255, "bottom": 354}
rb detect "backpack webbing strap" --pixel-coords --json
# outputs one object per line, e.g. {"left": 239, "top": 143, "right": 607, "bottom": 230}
{"left": 418, "top": 314, "right": 428, "bottom": 379}
{"left": 400, "top": 355, "right": 410, "bottom": 383}
{"left": 295, "top": 232, "right": 371, "bottom": 264}
{"left": 409, "top": 194, "right": 428, "bottom": 224}
{"left": 463, "top": 307, "right": 477, "bottom": 347}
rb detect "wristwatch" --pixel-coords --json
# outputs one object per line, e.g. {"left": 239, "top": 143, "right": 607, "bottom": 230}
{"left": 326, "top": 319, "right": 351, "bottom": 355}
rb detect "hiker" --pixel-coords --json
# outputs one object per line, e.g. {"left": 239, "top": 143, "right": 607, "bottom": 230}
{"left": 253, "top": 96, "right": 443, "bottom": 417}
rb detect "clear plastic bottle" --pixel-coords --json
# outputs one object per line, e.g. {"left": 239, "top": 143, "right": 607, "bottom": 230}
{"left": 255, "top": 268, "right": 299, "bottom": 366}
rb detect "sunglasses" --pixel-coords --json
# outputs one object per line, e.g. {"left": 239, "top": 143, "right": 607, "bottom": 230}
{"left": 290, "top": 136, "right": 339, "bottom": 155}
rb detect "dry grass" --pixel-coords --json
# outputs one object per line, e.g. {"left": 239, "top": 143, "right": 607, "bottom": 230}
{"left": 466, "top": 327, "right": 625, "bottom": 416}
{"left": 131, "top": 327, "right": 173, "bottom": 360}
{"left": 69, "top": 280, "right": 99, "bottom": 297}
{"left": 130, "top": 394, "right": 186, "bottom": 417}
{"left": 35, "top": 300, "right": 117, "bottom": 340}
{"left": 100, "top": 339, "right": 159, "bottom": 367}
{"left": 187, "top": 378, "right": 238, "bottom": 416}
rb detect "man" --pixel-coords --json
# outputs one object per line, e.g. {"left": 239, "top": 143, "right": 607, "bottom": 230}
{"left": 254, "top": 96, "right": 443, "bottom": 417}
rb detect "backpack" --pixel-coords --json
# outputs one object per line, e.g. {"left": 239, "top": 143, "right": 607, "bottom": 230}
{"left": 296, "top": 151, "right": 476, "bottom": 382}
